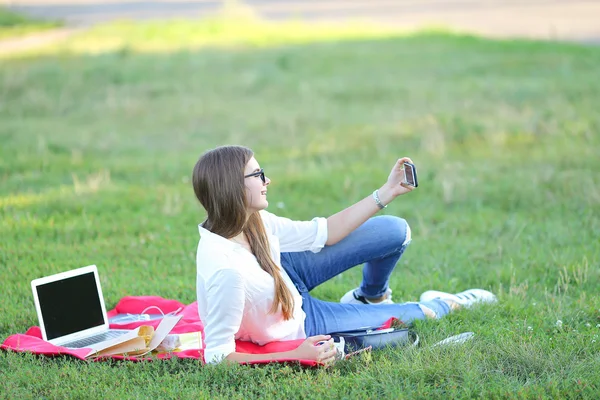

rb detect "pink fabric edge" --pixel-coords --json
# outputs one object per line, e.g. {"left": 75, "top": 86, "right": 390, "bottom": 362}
{"left": 4, "top": 295, "right": 388, "bottom": 367}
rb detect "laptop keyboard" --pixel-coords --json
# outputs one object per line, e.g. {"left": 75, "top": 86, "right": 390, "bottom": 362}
{"left": 62, "top": 331, "right": 126, "bottom": 349}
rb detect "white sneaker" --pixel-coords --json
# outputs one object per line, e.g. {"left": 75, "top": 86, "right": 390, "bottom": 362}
{"left": 419, "top": 288, "right": 497, "bottom": 308}
{"left": 340, "top": 288, "right": 394, "bottom": 305}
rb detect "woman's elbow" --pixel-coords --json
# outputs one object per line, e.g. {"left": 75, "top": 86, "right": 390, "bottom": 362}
{"left": 325, "top": 235, "right": 341, "bottom": 246}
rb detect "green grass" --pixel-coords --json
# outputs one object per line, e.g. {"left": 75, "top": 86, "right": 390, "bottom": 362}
{"left": 1, "top": 17, "right": 600, "bottom": 399}
{"left": 0, "top": 6, "right": 61, "bottom": 40}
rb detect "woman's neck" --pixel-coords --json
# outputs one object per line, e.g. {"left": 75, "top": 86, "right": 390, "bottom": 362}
{"left": 230, "top": 232, "right": 246, "bottom": 243}
{"left": 230, "top": 232, "right": 252, "bottom": 253}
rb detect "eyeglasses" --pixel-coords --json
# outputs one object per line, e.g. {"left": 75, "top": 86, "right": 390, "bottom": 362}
{"left": 244, "top": 168, "right": 266, "bottom": 183}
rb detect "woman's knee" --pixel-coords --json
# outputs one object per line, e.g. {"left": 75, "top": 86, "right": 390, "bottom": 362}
{"left": 371, "top": 215, "right": 411, "bottom": 249}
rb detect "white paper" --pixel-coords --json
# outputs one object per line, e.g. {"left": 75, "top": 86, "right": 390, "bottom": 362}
{"left": 138, "top": 314, "right": 183, "bottom": 356}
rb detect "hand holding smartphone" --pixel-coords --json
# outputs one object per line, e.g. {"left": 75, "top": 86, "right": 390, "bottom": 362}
{"left": 402, "top": 162, "right": 418, "bottom": 187}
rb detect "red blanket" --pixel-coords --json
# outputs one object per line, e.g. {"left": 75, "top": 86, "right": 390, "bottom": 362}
{"left": 0, "top": 296, "right": 315, "bottom": 366}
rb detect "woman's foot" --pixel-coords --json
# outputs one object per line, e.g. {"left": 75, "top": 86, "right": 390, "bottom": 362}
{"left": 419, "top": 288, "right": 497, "bottom": 308}
{"left": 340, "top": 288, "right": 394, "bottom": 305}
{"left": 442, "top": 298, "right": 461, "bottom": 311}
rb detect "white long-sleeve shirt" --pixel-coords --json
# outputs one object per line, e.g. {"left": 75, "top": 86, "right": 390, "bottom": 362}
{"left": 196, "top": 210, "right": 328, "bottom": 364}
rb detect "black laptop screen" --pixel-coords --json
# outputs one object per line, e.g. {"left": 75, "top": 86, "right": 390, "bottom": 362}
{"left": 36, "top": 271, "right": 105, "bottom": 340}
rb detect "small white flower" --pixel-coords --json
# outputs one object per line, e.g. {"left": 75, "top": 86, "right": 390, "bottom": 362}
{"left": 596, "top": 324, "right": 600, "bottom": 328}
{"left": 532, "top": 302, "right": 537, "bottom": 306}
{"left": 593, "top": 340, "right": 597, "bottom": 344}
{"left": 276, "top": 202, "right": 285, "bottom": 209}
{"left": 586, "top": 323, "right": 591, "bottom": 328}
{"left": 527, "top": 326, "right": 533, "bottom": 332}
{"left": 556, "top": 320, "right": 563, "bottom": 328}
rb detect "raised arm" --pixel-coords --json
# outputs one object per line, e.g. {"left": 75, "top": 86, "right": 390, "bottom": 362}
{"left": 325, "top": 157, "right": 415, "bottom": 246}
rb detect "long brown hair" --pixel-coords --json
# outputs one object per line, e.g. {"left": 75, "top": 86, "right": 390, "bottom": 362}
{"left": 192, "top": 145, "right": 294, "bottom": 320}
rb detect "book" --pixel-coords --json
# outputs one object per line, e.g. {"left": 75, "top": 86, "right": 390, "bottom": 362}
{"left": 84, "top": 315, "right": 182, "bottom": 358}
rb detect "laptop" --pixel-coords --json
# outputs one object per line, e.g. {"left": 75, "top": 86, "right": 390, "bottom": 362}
{"left": 31, "top": 265, "right": 128, "bottom": 350}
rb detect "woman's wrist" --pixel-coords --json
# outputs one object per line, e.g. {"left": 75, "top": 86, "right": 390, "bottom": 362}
{"left": 377, "top": 183, "right": 396, "bottom": 207}
{"left": 286, "top": 348, "right": 299, "bottom": 359}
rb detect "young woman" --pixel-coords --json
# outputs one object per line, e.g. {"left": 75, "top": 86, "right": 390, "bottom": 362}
{"left": 192, "top": 145, "right": 496, "bottom": 364}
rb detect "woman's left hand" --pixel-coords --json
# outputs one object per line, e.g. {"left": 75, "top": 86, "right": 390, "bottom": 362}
{"left": 380, "top": 157, "right": 416, "bottom": 201}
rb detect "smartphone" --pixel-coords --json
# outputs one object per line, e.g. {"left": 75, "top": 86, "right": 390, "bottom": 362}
{"left": 403, "top": 162, "right": 418, "bottom": 187}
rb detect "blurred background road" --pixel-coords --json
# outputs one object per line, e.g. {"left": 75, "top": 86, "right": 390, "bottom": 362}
{"left": 4, "top": 0, "right": 600, "bottom": 43}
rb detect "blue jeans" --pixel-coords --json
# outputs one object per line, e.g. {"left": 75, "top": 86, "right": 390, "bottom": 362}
{"left": 280, "top": 215, "right": 451, "bottom": 336}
